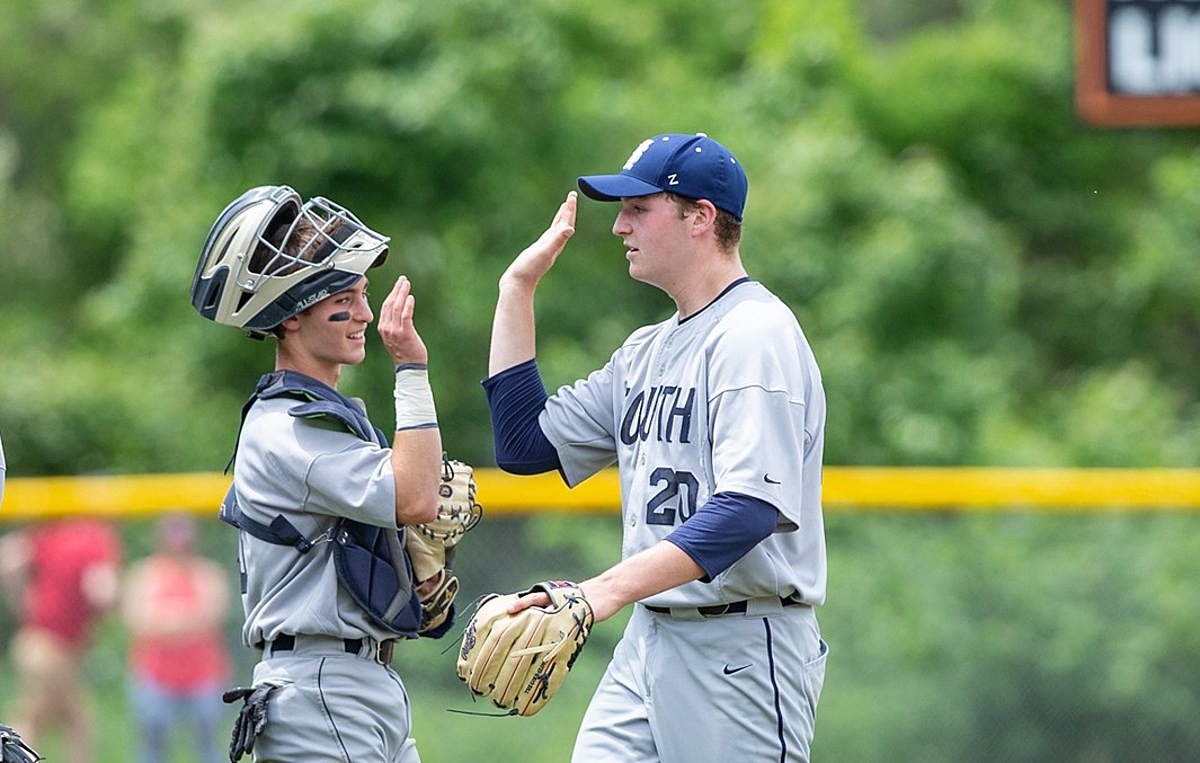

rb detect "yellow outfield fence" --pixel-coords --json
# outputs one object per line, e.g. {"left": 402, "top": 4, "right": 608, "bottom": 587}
{"left": 3, "top": 467, "right": 1200, "bottom": 521}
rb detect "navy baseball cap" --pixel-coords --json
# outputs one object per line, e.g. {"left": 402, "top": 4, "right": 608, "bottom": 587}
{"left": 577, "top": 133, "right": 749, "bottom": 221}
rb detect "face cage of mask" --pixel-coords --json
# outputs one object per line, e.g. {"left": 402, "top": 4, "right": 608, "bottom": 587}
{"left": 237, "top": 195, "right": 389, "bottom": 294}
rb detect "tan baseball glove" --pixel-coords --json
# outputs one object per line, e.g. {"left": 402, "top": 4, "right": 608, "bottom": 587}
{"left": 456, "top": 580, "right": 594, "bottom": 716}
{"left": 405, "top": 455, "right": 483, "bottom": 636}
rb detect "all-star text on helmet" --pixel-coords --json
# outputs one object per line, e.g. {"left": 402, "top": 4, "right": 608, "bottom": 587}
{"left": 190, "top": 185, "right": 390, "bottom": 339}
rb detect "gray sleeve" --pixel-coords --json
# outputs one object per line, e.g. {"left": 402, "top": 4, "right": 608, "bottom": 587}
{"left": 239, "top": 403, "right": 398, "bottom": 528}
{"left": 539, "top": 363, "right": 619, "bottom": 488}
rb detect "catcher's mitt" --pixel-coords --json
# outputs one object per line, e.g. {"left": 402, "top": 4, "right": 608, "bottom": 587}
{"left": 456, "top": 580, "right": 594, "bottom": 717}
{"left": 404, "top": 455, "right": 483, "bottom": 635}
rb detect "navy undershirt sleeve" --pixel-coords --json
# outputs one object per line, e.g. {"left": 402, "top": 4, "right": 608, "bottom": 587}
{"left": 665, "top": 492, "right": 779, "bottom": 582}
{"left": 481, "top": 359, "right": 561, "bottom": 475}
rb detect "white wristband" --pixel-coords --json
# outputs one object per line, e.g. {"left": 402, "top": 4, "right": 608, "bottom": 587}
{"left": 394, "top": 364, "right": 438, "bottom": 431}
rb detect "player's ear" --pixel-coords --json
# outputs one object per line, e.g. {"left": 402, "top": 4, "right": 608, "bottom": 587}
{"left": 278, "top": 315, "right": 302, "bottom": 334}
{"left": 690, "top": 199, "right": 718, "bottom": 237}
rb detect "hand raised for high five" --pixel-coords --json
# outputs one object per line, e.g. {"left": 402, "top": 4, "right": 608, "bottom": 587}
{"left": 499, "top": 191, "right": 577, "bottom": 292}
{"left": 488, "top": 192, "right": 578, "bottom": 375}
{"left": 377, "top": 275, "right": 428, "bottom": 367}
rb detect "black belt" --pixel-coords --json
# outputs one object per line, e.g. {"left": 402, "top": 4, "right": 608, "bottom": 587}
{"left": 644, "top": 596, "right": 807, "bottom": 618}
{"left": 262, "top": 634, "right": 395, "bottom": 665}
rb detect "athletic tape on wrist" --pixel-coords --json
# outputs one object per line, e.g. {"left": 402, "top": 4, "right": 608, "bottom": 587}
{"left": 394, "top": 363, "right": 438, "bottom": 431}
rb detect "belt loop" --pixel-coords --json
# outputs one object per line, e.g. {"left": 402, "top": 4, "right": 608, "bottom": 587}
{"left": 377, "top": 639, "right": 395, "bottom": 665}
{"left": 345, "top": 637, "right": 393, "bottom": 665}
{"left": 745, "top": 596, "right": 786, "bottom": 617}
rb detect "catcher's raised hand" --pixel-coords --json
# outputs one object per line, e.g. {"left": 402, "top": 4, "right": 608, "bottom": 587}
{"left": 456, "top": 580, "right": 594, "bottom": 716}
{"left": 378, "top": 275, "right": 427, "bottom": 366}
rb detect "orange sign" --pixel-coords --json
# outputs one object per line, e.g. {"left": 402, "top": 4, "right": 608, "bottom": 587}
{"left": 1076, "top": 0, "right": 1200, "bottom": 126}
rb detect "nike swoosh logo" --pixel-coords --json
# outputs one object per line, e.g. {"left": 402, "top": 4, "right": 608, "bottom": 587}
{"left": 763, "top": 474, "right": 781, "bottom": 485}
{"left": 723, "top": 664, "right": 752, "bottom": 676}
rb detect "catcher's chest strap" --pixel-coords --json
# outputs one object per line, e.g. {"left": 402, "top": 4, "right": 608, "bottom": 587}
{"left": 253, "top": 371, "right": 388, "bottom": 446}
{"left": 219, "top": 487, "right": 321, "bottom": 553}
{"left": 225, "top": 371, "right": 387, "bottom": 472}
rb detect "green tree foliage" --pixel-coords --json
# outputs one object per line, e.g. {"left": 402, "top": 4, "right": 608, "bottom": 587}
{"left": 4, "top": 0, "right": 1195, "bottom": 475}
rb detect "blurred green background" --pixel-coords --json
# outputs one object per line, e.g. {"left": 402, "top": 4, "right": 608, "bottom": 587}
{"left": 1, "top": 0, "right": 1198, "bottom": 760}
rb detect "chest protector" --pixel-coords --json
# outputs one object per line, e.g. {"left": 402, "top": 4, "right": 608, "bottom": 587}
{"left": 220, "top": 370, "right": 422, "bottom": 639}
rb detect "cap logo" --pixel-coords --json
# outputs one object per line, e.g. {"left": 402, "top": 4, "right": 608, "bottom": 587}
{"left": 666, "top": 173, "right": 680, "bottom": 186}
{"left": 622, "top": 139, "right": 655, "bottom": 171}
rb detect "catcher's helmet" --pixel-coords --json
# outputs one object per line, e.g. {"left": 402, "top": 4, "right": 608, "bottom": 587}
{"left": 190, "top": 185, "right": 389, "bottom": 338}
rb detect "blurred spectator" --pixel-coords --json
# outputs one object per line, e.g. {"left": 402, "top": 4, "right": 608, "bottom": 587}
{"left": 0, "top": 517, "right": 123, "bottom": 763}
{"left": 121, "top": 513, "right": 231, "bottom": 763}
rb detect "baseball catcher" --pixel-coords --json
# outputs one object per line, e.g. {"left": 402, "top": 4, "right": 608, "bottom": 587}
{"left": 456, "top": 580, "right": 594, "bottom": 716}
{"left": 405, "top": 455, "right": 483, "bottom": 636}
{"left": 194, "top": 184, "right": 469, "bottom": 761}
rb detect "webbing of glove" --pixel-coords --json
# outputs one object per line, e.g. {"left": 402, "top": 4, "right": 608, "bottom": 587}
{"left": 416, "top": 456, "right": 483, "bottom": 547}
{"left": 222, "top": 682, "right": 282, "bottom": 762}
{"left": 407, "top": 455, "right": 479, "bottom": 637}
{"left": 417, "top": 566, "right": 460, "bottom": 636}
{"left": 0, "top": 724, "right": 44, "bottom": 763}
{"left": 456, "top": 580, "right": 593, "bottom": 717}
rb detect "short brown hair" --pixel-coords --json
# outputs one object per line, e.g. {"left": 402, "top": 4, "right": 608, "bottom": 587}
{"left": 249, "top": 217, "right": 330, "bottom": 276}
{"left": 254, "top": 218, "right": 341, "bottom": 338}
{"left": 666, "top": 193, "right": 742, "bottom": 252}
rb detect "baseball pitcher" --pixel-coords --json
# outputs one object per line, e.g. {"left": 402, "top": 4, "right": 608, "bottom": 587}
{"left": 463, "top": 134, "right": 829, "bottom": 761}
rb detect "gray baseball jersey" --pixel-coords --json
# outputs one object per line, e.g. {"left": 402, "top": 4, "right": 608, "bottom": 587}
{"left": 232, "top": 395, "right": 402, "bottom": 648}
{"left": 540, "top": 279, "right": 827, "bottom": 607}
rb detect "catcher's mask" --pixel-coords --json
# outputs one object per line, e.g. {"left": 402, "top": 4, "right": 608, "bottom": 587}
{"left": 190, "top": 185, "right": 389, "bottom": 339}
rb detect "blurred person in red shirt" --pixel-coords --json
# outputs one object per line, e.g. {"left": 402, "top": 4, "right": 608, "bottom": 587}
{"left": 0, "top": 517, "right": 123, "bottom": 763}
{"left": 120, "top": 512, "right": 232, "bottom": 763}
